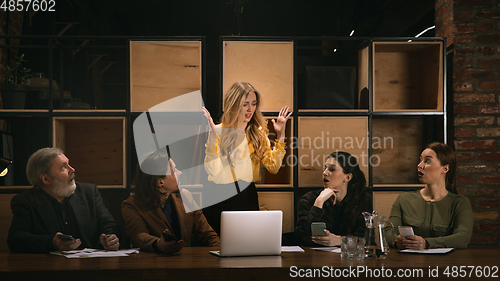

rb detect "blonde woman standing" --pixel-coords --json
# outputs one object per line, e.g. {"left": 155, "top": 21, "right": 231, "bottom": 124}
{"left": 202, "top": 81, "right": 292, "bottom": 234}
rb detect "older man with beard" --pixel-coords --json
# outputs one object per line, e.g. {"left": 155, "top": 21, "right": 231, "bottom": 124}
{"left": 7, "top": 147, "right": 120, "bottom": 253}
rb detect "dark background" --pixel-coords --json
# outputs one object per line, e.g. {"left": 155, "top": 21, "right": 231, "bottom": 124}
{"left": 14, "top": 0, "right": 437, "bottom": 112}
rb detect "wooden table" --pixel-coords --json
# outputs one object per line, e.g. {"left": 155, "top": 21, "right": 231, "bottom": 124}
{"left": 0, "top": 247, "right": 498, "bottom": 280}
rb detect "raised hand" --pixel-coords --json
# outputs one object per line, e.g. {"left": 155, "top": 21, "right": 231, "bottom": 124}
{"left": 202, "top": 107, "right": 217, "bottom": 146}
{"left": 271, "top": 106, "right": 292, "bottom": 142}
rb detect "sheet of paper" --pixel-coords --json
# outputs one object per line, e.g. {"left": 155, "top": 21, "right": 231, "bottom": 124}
{"left": 281, "top": 246, "right": 304, "bottom": 252}
{"left": 65, "top": 252, "right": 130, "bottom": 258}
{"left": 399, "top": 248, "right": 454, "bottom": 254}
{"left": 50, "top": 248, "right": 97, "bottom": 256}
{"left": 117, "top": 249, "right": 140, "bottom": 254}
{"left": 311, "top": 247, "right": 341, "bottom": 253}
{"left": 51, "top": 248, "right": 140, "bottom": 258}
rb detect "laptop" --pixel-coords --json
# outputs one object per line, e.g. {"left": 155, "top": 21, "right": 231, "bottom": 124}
{"left": 210, "top": 210, "right": 283, "bottom": 257}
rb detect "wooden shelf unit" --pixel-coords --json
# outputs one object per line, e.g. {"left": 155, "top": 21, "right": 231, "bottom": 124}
{"left": 0, "top": 36, "right": 446, "bottom": 236}
{"left": 258, "top": 191, "right": 294, "bottom": 233}
{"left": 255, "top": 117, "right": 293, "bottom": 187}
{"left": 371, "top": 41, "right": 443, "bottom": 112}
{"left": 221, "top": 37, "right": 445, "bottom": 232}
{"left": 130, "top": 40, "right": 202, "bottom": 113}
{"left": 371, "top": 118, "right": 424, "bottom": 185}
{"left": 222, "top": 41, "right": 294, "bottom": 112}
{"left": 298, "top": 116, "right": 369, "bottom": 187}
{"left": 53, "top": 117, "right": 126, "bottom": 188}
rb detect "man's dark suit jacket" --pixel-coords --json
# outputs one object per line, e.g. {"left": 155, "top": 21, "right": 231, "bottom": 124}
{"left": 7, "top": 182, "right": 119, "bottom": 253}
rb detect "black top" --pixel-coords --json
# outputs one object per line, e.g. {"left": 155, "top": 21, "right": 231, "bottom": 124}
{"left": 295, "top": 189, "right": 372, "bottom": 247}
{"left": 161, "top": 195, "right": 181, "bottom": 240}
{"left": 8, "top": 183, "right": 120, "bottom": 253}
{"left": 41, "top": 190, "right": 82, "bottom": 246}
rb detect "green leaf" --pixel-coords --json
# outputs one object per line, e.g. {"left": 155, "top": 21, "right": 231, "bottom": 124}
{"left": 1, "top": 54, "right": 31, "bottom": 84}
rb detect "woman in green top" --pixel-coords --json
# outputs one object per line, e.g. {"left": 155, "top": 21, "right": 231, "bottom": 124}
{"left": 389, "top": 142, "right": 473, "bottom": 249}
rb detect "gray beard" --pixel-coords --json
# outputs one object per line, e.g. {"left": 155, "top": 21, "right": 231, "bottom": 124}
{"left": 51, "top": 178, "right": 76, "bottom": 198}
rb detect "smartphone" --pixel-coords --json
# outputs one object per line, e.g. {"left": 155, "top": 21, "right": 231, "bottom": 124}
{"left": 161, "top": 231, "right": 178, "bottom": 242}
{"left": 311, "top": 222, "right": 327, "bottom": 237}
{"left": 57, "top": 234, "right": 75, "bottom": 241}
{"left": 398, "top": 226, "right": 415, "bottom": 237}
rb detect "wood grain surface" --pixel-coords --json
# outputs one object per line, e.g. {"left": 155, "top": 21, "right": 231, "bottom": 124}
{"left": 0, "top": 247, "right": 497, "bottom": 280}
{"left": 223, "top": 41, "right": 293, "bottom": 112}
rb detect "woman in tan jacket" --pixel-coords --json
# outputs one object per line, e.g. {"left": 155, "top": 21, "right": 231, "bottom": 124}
{"left": 121, "top": 149, "right": 219, "bottom": 254}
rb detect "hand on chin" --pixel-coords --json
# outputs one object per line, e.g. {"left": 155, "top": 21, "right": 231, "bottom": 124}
{"left": 325, "top": 188, "right": 338, "bottom": 205}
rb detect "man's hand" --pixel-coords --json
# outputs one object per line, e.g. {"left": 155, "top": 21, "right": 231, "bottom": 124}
{"left": 156, "top": 229, "right": 183, "bottom": 254}
{"left": 100, "top": 233, "right": 120, "bottom": 251}
{"left": 53, "top": 232, "right": 81, "bottom": 251}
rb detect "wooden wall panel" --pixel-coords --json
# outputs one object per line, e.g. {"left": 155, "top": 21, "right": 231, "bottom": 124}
{"left": 258, "top": 192, "right": 294, "bottom": 233}
{"left": 358, "top": 46, "right": 369, "bottom": 109}
{"left": 130, "top": 41, "right": 201, "bottom": 112}
{"left": 373, "top": 42, "right": 442, "bottom": 112}
{"left": 223, "top": 41, "right": 293, "bottom": 112}
{"left": 255, "top": 118, "right": 293, "bottom": 187}
{"left": 372, "top": 118, "right": 423, "bottom": 184}
{"left": 53, "top": 117, "right": 126, "bottom": 187}
{"left": 422, "top": 44, "right": 443, "bottom": 111}
{"left": 0, "top": 194, "right": 15, "bottom": 253}
{"left": 373, "top": 191, "right": 402, "bottom": 219}
{"left": 298, "top": 117, "right": 368, "bottom": 187}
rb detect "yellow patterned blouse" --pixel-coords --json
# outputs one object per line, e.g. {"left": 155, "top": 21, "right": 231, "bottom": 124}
{"left": 204, "top": 125, "right": 286, "bottom": 184}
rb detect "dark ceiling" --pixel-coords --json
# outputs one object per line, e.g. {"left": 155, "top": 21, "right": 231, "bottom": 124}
{"left": 24, "top": 0, "right": 436, "bottom": 38}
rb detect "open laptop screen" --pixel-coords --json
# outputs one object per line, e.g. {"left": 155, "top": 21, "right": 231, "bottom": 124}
{"left": 213, "top": 210, "right": 282, "bottom": 257}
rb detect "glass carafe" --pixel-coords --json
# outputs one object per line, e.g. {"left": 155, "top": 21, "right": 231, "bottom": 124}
{"left": 363, "top": 211, "right": 394, "bottom": 258}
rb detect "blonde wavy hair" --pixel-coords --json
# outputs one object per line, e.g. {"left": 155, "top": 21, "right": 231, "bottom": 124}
{"left": 220, "top": 81, "right": 269, "bottom": 165}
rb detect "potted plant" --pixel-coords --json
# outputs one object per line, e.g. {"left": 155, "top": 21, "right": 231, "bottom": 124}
{"left": 0, "top": 54, "right": 32, "bottom": 109}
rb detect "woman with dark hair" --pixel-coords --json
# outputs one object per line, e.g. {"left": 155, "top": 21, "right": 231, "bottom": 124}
{"left": 121, "top": 150, "right": 219, "bottom": 254}
{"left": 389, "top": 142, "right": 473, "bottom": 249}
{"left": 295, "top": 151, "right": 372, "bottom": 246}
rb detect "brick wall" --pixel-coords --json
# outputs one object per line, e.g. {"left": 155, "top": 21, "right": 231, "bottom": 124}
{"left": 436, "top": 0, "right": 500, "bottom": 246}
